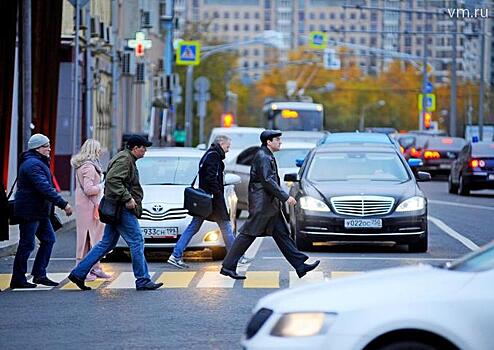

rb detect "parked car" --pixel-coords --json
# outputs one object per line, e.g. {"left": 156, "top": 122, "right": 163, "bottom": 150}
{"left": 286, "top": 143, "right": 431, "bottom": 252}
{"left": 448, "top": 141, "right": 494, "bottom": 195}
{"left": 226, "top": 142, "right": 315, "bottom": 215}
{"left": 243, "top": 240, "right": 494, "bottom": 350}
{"left": 318, "top": 132, "right": 400, "bottom": 150}
{"left": 394, "top": 133, "right": 429, "bottom": 159}
{"left": 113, "top": 148, "right": 241, "bottom": 260}
{"left": 418, "top": 136, "right": 466, "bottom": 175}
{"left": 365, "top": 127, "right": 398, "bottom": 135}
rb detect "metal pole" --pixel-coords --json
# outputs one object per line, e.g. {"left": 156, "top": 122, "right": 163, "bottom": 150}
{"left": 111, "top": 0, "right": 118, "bottom": 155}
{"left": 359, "top": 106, "right": 366, "bottom": 132}
{"left": 163, "top": 0, "right": 174, "bottom": 145}
{"left": 478, "top": 19, "right": 485, "bottom": 141}
{"left": 22, "top": 0, "right": 32, "bottom": 150}
{"left": 85, "top": 3, "right": 92, "bottom": 140}
{"left": 70, "top": 1, "right": 80, "bottom": 195}
{"left": 449, "top": 1, "right": 457, "bottom": 137}
{"left": 185, "top": 65, "right": 194, "bottom": 146}
{"left": 420, "top": 0, "right": 428, "bottom": 131}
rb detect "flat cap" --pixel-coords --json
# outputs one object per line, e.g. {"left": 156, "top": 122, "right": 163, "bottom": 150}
{"left": 260, "top": 130, "right": 282, "bottom": 144}
{"left": 126, "top": 134, "right": 152, "bottom": 149}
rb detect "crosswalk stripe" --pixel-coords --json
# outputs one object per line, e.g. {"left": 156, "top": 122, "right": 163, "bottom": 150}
{"left": 108, "top": 272, "right": 155, "bottom": 289}
{"left": 244, "top": 271, "right": 279, "bottom": 288}
{"left": 289, "top": 271, "right": 325, "bottom": 288}
{"left": 12, "top": 273, "right": 68, "bottom": 291}
{"left": 197, "top": 271, "right": 235, "bottom": 288}
{"left": 0, "top": 274, "right": 12, "bottom": 290}
{"left": 156, "top": 272, "right": 196, "bottom": 288}
{"left": 330, "top": 271, "right": 362, "bottom": 279}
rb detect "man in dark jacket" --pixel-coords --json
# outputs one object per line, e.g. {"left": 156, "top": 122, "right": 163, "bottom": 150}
{"left": 68, "top": 135, "right": 163, "bottom": 291}
{"left": 167, "top": 135, "right": 237, "bottom": 268}
{"left": 10, "top": 134, "right": 73, "bottom": 289}
{"left": 221, "top": 130, "right": 320, "bottom": 280}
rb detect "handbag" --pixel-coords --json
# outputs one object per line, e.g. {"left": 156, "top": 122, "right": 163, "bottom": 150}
{"left": 50, "top": 209, "right": 63, "bottom": 232}
{"left": 7, "top": 179, "right": 20, "bottom": 225}
{"left": 98, "top": 196, "right": 123, "bottom": 225}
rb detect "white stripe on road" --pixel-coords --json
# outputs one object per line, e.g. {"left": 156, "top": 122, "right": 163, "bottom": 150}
{"left": 428, "top": 216, "right": 479, "bottom": 251}
{"left": 108, "top": 272, "right": 155, "bottom": 289}
{"left": 263, "top": 257, "right": 453, "bottom": 261}
{"left": 237, "top": 237, "right": 265, "bottom": 272}
{"left": 429, "top": 199, "right": 494, "bottom": 211}
{"left": 289, "top": 271, "right": 324, "bottom": 288}
{"left": 196, "top": 271, "right": 235, "bottom": 288}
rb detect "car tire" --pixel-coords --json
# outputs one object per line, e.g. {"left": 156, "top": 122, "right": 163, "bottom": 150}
{"left": 295, "top": 234, "right": 313, "bottom": 251}
{"left": 458, "top": 175, "right": 470, "bottom": 196}
{"left": 377, "top": 341, "right": 438, "bottom": 350}
{"left": 211, "top": 246, "right": 227, "bottom": 261}
{"left": 448, "top": 173, "right": 458, "bottom": 194}
{"left": 408, "top": 231, "right": 428, "bottom": 253}
{"left": 102, "top": 248, "right": 128, "bottom": 262}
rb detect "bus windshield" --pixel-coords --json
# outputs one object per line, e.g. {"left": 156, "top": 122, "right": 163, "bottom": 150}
{"left": 272, "top": 109, "right": 323, "bottom": 131}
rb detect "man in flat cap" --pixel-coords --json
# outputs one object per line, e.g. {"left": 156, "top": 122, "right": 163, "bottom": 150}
{"left": 220, "top": 130, "right": 319, "bottom": 279}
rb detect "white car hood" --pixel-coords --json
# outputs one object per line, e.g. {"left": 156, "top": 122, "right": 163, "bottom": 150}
{"left": 258, "top": 265, "right": 474, "bottom": 313}
{"left": 141, "top": 185, "right": 185, "bottom": 205}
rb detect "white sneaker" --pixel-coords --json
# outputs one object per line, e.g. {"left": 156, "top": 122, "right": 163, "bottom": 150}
{"left": 167, "top": 255, "right": 189, "bottom": 269}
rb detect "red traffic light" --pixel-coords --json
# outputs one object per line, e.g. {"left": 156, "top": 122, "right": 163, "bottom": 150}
{"left": 221, "top": 113, "right": 235, "bottom": 128}
{"left": 136, "top": 43, "right": 144, "bottom": 57}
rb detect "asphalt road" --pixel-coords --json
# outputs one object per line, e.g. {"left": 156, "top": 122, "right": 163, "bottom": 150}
{"left": 0, "top": 180, "right": 492, "bottom": 350}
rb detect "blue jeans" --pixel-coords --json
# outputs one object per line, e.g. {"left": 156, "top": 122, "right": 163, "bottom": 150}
{"left": 71, "top": 209, "right": 151, "bottom": 288}
{"left": 12, "top": 218, "right": 56, "bottom": 283}
{"left": 172, "top": 217, "right": 235, "bottom": 259}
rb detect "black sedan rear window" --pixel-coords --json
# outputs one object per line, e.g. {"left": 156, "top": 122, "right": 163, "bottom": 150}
{"left": 425, "top": 137, "right": 466, "bottom": 151}
{"left": 308, "top": 152, "right": 409, "bottom": 182}
{"left": 472, "top": 143, "right": 494, "bottom": 158}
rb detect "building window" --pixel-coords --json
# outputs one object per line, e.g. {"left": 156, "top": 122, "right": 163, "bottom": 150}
{"left": 243, "top": 49, "right": 248, "bottom": 56}
{"left": 340, "top": 13, "right": 345, "bottom": 20}
{"left": 243, "top": 61, "right": 249, "bottom": 68}
{"left": 224, "top": 12, "right": 229, "bottom": 19}
{"left": 213, "top": 24, "right": 219, "bottom": 32}
{"left": 255, "top": 24, "right": 260, "bottom": 31}
{"left": 330, "top": 13, "right": 335, "bottom": 19}
{"left": 319, "top": 13, "right": 325, "bottom": 20}
{"left": 361, "top": 25, "right": 366, "bottom": 31}
{"left": 265, "top": 0, "right": 271, "bottom": 8}
{"left": 234, "top": 24, "right": 239, "bottom": 31}
{"left": 416, "top": 38, "right": 422, "bottom": 45}
{"left": 213, "top": 11, "right": 219, "bottom": 18}
{"left": 244, "top": 24, "right": 249, "bottom": 31}
{"left": 416, "top": 50, "right": 421, "bottom": 56}
{"left": 360, "top": 38, "right": 366, "bottom": 44}
{"left": 244, "top": 12, "right": 250, "bottom": 19}
{"left": 254, "top": 62, "right": 259, "bottom": 68}
{"left": 223, "top": 24, "right": 229, "bottom": 31}
{"left": 370, "top": 37, "right": 377, "bottom": 45}
{"left": 350, "top": 13, "right": 356, "bottom": 20}
{"left": 310, "top": 13, "right": 315, "bottom": 19}
{"left": 235, "top": 12, "right": 239, "bottom": 19}
{"left": 371, "top": 12, "right": 377, "bottom": 21}
{"left": 405, "top": 37, "right": 411, "bottom": 46}
{"left": 350, "top": 37, "right": 356, "bottom": 44}
{"left": 417, "top": 13, "right": 422, "bottom": 20}
{"left": 255, "top": 12, "right": 260, "bottom": 19}
{"left": 254, "top": 49, "right": 259, "bottom": 56}
{"left": 360, "top": 13, "right": 366, "bottom": 19}
{"left": 265, "top": 23, "right": 271, "bottom": 30}
{"left": 299, "top": 12, "right": 305, "bottom": 20}
{"left": 350, "top": 25, "right": 355, "bottom": 31}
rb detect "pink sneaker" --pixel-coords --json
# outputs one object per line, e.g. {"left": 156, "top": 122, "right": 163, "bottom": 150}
{"left": 91, "top": 269, "right": 112, "bottom": 279}
{"left": 85, "top": 273, "right": 97, "bottom": 282}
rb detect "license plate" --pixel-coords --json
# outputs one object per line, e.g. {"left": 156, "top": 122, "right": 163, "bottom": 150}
{"left": 344, "top": 219, "right": 382, "bottom": 229}
{"left": 142, "top": 227, "right": 178, "bottom": 238}
{"left": 439, "top": 163, "right": 451, "bottom": 169}
{"left": 489, "top": 174, "right": 494, "bottom": 181}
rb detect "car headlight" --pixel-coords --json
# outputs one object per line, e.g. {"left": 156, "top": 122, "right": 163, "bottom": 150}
{"left": 270, "top": 312, "right": 337, "bottom": 337}
{"left": 395, "top": 196, "right": 426, "bottom": 212}
{"left": 299, "top": 196, "right": 331, "bottom": 212}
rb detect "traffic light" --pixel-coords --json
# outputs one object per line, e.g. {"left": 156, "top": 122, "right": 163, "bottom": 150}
{"left": 136, "top": 42, "right": 144, "bottom": 57}
{"left": 221, "top": 113, "right": 235, "bottom": 128}
{"left": 424, "top": 112, "right": 432, "bottom": 129}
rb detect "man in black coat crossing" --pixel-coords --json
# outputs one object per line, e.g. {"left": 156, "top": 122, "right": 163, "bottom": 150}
{"left": 221, "top": 130, "right": 320, "bottom": 280}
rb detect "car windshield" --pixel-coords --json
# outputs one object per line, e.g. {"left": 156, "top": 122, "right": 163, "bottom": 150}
{"left": 137, "top": 156, "right": 200, "bottom": 185}
{"left": 210, "top": 132, "right": 259, "bottom": 149}
{"left": 425, "top": 137, "right": 466, "bottom": 151}
{"left": 307, "top": 152, "right": 410, "bottom": 182}
{"left": 472, "top": 143, "right": 494, "bottom": 158}
{"left": 274, "top": 148, "right": 312, "bottom": 168}
{"left": 447, "top": 243, "right": 494, "bottom": 272}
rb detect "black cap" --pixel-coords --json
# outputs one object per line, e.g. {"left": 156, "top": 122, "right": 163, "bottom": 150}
{"left": 126, "top": 134, "right": 152, "bottom": 149}
{"left": 260, "top": 130, "right": 282, "bottom": 144}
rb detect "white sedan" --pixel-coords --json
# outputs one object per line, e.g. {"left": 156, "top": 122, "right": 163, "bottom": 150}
{"left": 114, "top": 148, "right": 240, "bottom": 260}
{"left": 242, "top": 241, "right": 494, "bottom": 350}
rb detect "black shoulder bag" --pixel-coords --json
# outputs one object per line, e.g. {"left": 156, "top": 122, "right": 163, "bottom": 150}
{"left": 7, "top": 179, "right": 20, "bottom": 225}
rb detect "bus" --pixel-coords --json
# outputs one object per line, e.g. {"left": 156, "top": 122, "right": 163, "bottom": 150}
{"left": 262, "top": 100, "right": 324, "bottom": 131}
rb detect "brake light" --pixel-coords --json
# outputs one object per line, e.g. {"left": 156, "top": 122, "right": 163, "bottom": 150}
{"left": 470, "top": 159, "right": 485, "bottom": 168}
{"left": 424, "top": 151, "right": 440, "bottom": 159}
{"left": 442, "top": 138, "right": 454, "bottom": 144}
{"left": 410, "top": 147, "right": 422, "bottom": 158}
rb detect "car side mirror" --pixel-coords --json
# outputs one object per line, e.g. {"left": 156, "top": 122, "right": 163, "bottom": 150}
{"left": 416, "top": 171, "right": 431, "bottom": 182}
{"left": 196, "top": 143, "right": 207, "bottom": 150}
{"left": 284, "top": 173, "right": 299, "bottom": 182}
{"left": 295, "top": 158, "right": 305, "bottom": 167}
{"left": 224, "top": 173, "right": 241, "bottom": 186}
{"left": 408, "top": 158, "right": 423, "bottom": 167}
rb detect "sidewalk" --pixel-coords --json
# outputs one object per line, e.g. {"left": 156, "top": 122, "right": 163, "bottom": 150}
{"left": 0, "top": 192, "right": 76, "bottom": 258}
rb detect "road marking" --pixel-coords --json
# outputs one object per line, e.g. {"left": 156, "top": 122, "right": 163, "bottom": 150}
{"left": 108, "top": 272, "right": 155, "bottom": 289}
{"left": 429, "top": 199, "right": 494, "bottom": 211}
{"left": 244, "top": 271, "right": 279, "bottom": 288}
{"left": 0, "top": 274, "right": 11, "bottom": 290}
{"left": 263, "top": 257, "right": 453, "bottom": 261}
{"left": 289, "top": 271, "right": 325, "bottom": 288}
{"left": 12, "top": 273, "right": 68, "bottom": 291}
{"left": 429, "top": 216, "right": 479, "bottom": 251}
{"left": 197, "top": 271, "right": 235, "bottom": 288}
{"left": 244, "top": 237, "right": 265, "bottom": 259}
{"left": 156, "top": 272, "right": 196, "bottom": 288}
{"left": 330, "top": 271, "right": 362, "bottom": 279}
{"left": 62, "top": 278, "right": 106, "bottom": 290}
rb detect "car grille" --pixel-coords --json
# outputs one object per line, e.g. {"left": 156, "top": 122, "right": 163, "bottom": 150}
{"left": 141, "top": 208, "right": 188, "bottom": 221}
{"left": 330, "top": 196, "right": 395, "bottom": 217}
{"left": 245, "top": 308, "right": 273, "bottom": 340}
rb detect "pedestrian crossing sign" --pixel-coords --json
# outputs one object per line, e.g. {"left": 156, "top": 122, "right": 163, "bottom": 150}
{"left": 176, "top": 41, "right": 201, "bottom": 66}
{"left": 309, "top": 31, "right": 328, "bottom": 49}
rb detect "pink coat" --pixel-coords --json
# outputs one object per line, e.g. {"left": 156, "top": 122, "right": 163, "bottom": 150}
{"left": 75, "top": 161, "right": 105, "bottom": 263}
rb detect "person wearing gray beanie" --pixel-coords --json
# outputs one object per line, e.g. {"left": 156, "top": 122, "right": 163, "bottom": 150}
{"left": 28, "top": 133, "right": 50, "bottom": 150}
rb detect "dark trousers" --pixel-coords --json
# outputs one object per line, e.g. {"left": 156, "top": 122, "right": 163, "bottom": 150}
{"left": 223, "top": 215, "right": 308, "bottom": 271}
{"left": 12, "top": 218, "right": 56, "bottom": 283}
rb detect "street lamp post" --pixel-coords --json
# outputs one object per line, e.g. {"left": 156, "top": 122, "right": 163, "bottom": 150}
{"left": 359, "top": 100, "right": 386, "bottom": 131}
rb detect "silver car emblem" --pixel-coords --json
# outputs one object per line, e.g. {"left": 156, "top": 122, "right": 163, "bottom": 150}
{"left": 447, "top": 152, "right": 456, "bottom": 159}
{"left": 152, "top": 204, "right": 164, "bottom": 213}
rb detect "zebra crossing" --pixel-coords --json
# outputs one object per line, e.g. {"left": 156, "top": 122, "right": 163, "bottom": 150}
{"left": 0, "top": 269, "right": 363, "bottom": 291}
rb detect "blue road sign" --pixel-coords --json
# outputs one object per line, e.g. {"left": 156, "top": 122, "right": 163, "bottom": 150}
{"left": 176, "top": 41, "right": 201, "bottom": 65}
{"left": 425, "top": 81, "right": 434, "bottom": 94}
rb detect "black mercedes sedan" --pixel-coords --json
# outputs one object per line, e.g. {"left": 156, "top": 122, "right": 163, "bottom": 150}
{"left": 285, "top": 144, "right": 431, "bottom": 252}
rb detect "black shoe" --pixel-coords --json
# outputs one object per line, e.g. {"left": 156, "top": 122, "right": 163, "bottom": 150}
{"left": 10, "top": 281, "right": 37, "bottom": 289}
{"left": 136, "top": 282, "right": 164, "bottom": 291}
{"left": 68, "top": 273, "right": 92, "bottom": 291}
{"left": 220, "top": 267, "right": 246, "bottom": 280}
{"left": 296, "top": 260, "right": 321, "bottom": 278}
{"left": 33, "top": 276, "right": 59, "bottom": 287}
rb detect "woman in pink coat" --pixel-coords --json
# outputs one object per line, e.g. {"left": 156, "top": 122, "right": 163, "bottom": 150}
{"left": 71, "top": 139, "right": 111, "bottom": 281}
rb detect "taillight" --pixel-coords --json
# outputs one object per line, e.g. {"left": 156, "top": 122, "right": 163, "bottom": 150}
{"left": 424, "top": 151, "right": 440, "bottom": 159}
{"left": 410, "top": 147, "right": 422, "bottom": 158}
{"left": 470, "top": 159, "right": 486, "bottom": 168}
{"left": 400, "top": 146, "right": 405, "bottom": 154}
